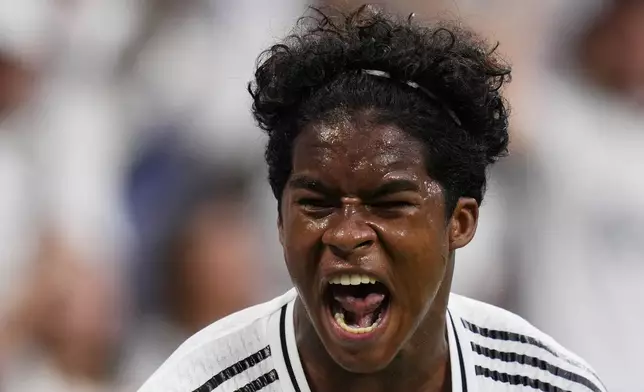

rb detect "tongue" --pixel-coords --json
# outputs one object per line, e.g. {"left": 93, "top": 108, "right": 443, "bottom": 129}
{"left": 334, "top": 293, "right": 386, "bottom": 327}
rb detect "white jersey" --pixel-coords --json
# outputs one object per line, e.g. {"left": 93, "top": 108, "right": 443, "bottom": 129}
{"left": 138, "top": 289, "right": 606, "bottom": 392}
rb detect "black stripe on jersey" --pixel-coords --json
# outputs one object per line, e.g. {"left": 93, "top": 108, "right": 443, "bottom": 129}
{"left": 475, "top": 365, "right": 571, "bottom": 392}
{"left": 461, "top": 319, "right": 600, "bottom": 380}
{"left": 232, "top": 369, "right": 279, "bottom": 392}
{"left": 462, "top": 319, "right": 557, "bottom": 356}
{"left": 448, "top": 310, "right": 468, "bottom": 392}
{"left": 280, "top": 304, "right": 302, "bottom": 392}
{"left": 193, "top": 346, "right": 272, "bottom": 392}
{"left": 471, "top": 342, "right": 602, "bottom": 392}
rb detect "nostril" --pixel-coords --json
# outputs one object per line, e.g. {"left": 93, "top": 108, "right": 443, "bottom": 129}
{"left": 356, "top": 240, "right": 374, "bottom": 249}
{"left": 329, "top": 245, "right": 349, "bottom": 258}
{"left": 329, "top": 240, "right": 374, "bottom": 257}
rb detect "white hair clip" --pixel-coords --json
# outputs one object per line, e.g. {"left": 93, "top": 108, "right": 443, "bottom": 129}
{"left": 362, "top": 69, "right": 462, "bottom": 127}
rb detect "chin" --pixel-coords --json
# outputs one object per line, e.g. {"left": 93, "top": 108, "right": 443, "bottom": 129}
{"left": 327, "top": 346, "right": 397, "bottom": 374}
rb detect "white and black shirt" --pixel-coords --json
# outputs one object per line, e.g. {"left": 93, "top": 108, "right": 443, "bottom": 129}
{"left": 137, "top": 290, "right": 606, "bottom": 392}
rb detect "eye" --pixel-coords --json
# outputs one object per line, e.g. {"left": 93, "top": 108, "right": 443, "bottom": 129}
{"left": 297, "top": 198, "right": 335, "bottom": 211}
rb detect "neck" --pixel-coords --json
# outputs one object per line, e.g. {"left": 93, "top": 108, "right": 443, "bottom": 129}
{"left": 295, "top": 258, "right": 454, "bottom": 392}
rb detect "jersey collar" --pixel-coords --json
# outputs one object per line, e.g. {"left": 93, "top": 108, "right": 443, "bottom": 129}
{"left": 268, "top": 291, "right": 469, "bottom": 392}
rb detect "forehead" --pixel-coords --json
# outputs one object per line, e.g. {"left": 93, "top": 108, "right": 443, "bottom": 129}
{"left": 292, "top": 119, "right": 427, "bottom": 182}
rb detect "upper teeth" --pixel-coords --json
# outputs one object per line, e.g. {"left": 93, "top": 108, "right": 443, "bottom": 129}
{"left": 329, "top": 274, "right": 377, "bottom": 285}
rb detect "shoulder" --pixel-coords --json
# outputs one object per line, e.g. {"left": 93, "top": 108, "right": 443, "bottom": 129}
{"left": 448, "top": 294, "right": 608, "bottom": 392}
{"left": 136, "top": 289, "right": 297, "bottom": 392}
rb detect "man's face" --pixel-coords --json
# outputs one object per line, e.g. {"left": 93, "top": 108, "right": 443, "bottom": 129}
{"left": 279, "top": 118, "right": 458, "bottom": 373}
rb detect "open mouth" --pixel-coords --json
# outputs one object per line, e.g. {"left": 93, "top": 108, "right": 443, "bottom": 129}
{"left": 324, "top": 274, "right": 391, "bottom": 336}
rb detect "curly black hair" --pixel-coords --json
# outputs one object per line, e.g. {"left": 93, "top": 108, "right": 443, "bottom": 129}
{"left": 249, "top": 5, "right": 511, "bottom": 213}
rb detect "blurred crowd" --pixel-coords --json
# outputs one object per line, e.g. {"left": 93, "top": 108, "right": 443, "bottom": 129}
{"left": 0, "top": 0, "right": 641, "bottom": 391}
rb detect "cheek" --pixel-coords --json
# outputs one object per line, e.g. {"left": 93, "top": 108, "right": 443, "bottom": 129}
{"left": 382, "top": 215, "right": 449, "bottom": 294}
{"left": 281, "top": 211, "right": 328, "bottom": 278}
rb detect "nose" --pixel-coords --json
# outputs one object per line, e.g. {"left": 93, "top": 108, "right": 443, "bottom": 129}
{"left": 322, "top": 206, "right": 376, "bottom": 257}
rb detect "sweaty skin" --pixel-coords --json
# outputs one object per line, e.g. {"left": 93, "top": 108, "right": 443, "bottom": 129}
{"left": 278, "top": 115, "right": 479, "bottom": 392}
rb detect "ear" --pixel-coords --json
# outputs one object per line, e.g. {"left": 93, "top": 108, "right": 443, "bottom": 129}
{"left": 448, "top": 197, "right": 479, "bottom": 251}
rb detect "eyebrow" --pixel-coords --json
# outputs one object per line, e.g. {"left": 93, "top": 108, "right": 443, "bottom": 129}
{"left": 288, "top": 175, "right": 420, "bottom": 197}
{"left": 369, "top": 178, "right": 420, "bottom": 198}
{"left": 288, "top": 175, "right": 337, "bottom": 195}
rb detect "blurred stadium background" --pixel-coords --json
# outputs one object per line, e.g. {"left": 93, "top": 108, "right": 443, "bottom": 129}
{"left": 0, "top": 0, "right": 641, "bottom": 391}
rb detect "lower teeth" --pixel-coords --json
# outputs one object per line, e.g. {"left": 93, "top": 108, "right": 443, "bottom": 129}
{"left": 334, "top": 312, "right": 382, "bottom": 334}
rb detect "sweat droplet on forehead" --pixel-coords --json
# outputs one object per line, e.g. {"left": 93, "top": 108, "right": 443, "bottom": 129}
{"left": 316, "top": 123, "right": 347, "bottom": 146}
{"left": 423, "top": 180, "right": 442, "bottom": 197}
{"left": 290, "top": 121, "right": 440, "bottom": 200}
{"left": 299, "top": 122, "right": 425, "bottom": 171}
